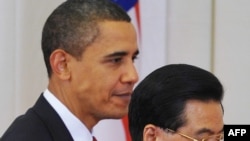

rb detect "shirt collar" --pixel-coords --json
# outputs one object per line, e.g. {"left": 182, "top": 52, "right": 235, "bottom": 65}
{"left": 43, "top": 89, "right": 93, "bottom": 141}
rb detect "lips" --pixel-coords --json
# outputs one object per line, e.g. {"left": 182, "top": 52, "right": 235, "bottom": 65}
{"left": 113, "top": 91, "right": 132, "bottom": 97}
{"left": 113, "top": 92, "right": 132, "bottom": 102}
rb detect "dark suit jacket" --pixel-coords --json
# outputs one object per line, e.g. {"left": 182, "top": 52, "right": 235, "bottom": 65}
{"left": 1, "top": 94, "right": 74, "bottom": 141}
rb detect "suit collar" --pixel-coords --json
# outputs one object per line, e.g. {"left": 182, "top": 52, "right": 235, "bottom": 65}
{"left": 33, "top": 94, "right": 74, "bottom": 141}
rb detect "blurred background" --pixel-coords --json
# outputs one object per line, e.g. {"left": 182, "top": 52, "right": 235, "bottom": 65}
{"left": 1, "top": 0, "right": 250, "bottom": 140}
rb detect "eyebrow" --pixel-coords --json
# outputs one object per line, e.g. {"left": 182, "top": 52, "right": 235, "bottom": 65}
{"left": 104, "top": 50, "right": 139, "bottom": 58}
{"left": 195, "top": 127, "right": 224, "bottom": 135}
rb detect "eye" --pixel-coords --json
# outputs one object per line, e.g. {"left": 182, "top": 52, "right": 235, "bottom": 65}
{"left": 110, "top": 57, "right": 122, "bottom": 63}
{"left": 132, "top": 55, "right": 138, "bottom": 62}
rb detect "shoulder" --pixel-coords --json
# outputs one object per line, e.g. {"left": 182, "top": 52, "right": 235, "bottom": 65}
{"left": 1, "top": 108, "right": 53, "bottom": 141}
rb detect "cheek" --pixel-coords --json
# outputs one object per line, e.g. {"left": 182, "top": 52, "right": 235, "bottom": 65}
{"left": 96, "top": 71, "right": 121, "bottom": 89}
{"left": 72, "top": 62, "right": 122, "bottom": 95}
{"left": 86, "top": 75, "right": 121, "bottom": 98}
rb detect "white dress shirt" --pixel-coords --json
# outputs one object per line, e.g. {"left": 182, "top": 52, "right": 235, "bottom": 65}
{"left": 43, "top": 89, "right": 93, "bottom": 141}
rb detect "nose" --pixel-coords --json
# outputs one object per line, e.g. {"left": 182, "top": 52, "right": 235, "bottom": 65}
{"left": 121, "top": 63, "right": 139, "bottom": 84}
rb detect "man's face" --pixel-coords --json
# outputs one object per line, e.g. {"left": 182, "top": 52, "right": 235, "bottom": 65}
{"left": 160, "top": 100, "right": 224, "bottom": 141}
{"left": 143, "top": 100, "right": 224, "bottom": 141}
{"left": 69, "top": 21, "right": 139, "bottom": 122}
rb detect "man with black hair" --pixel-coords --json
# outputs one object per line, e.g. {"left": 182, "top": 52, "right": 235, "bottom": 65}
{"left": 1, "top": 0, "right": 139, "bottom": 140}
{"left": 129, "top": 64, "right": 224, "bottom": 141}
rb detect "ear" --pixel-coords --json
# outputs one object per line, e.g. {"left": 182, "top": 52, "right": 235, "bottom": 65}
{"left": 143, "top": 124, "right": 158, "bottom": 141}
{"left": 50, "top": 49, "right": 70, "bottom": 80}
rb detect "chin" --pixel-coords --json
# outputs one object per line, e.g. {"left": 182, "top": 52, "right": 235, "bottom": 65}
{"left": 106, "top": 111, "right": 128, "bottom": 119}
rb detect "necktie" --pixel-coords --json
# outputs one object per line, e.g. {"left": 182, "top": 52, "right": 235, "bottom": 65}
{"left": 93, "top": 136, "right": 97, "bottom": 141}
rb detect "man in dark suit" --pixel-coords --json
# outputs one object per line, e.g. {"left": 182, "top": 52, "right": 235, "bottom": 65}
{"left": 1, "top": 0, "right": 139, "bottom": 140}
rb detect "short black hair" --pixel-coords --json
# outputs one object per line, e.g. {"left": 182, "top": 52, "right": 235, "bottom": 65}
{"left": 128, "top": 64, "right": 224, "bottom": 141}
{"left": 42, "top": 0, "right": 131, "bottom": 77}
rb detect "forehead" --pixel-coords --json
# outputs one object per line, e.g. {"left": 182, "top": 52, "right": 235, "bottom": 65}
{"left": 182, "top": 100, "right": 224, "bottom": 134}
{"left": 86, "top": 21, "right": 138, "bottom": 53}
{"left": 80, "top": 21, "right": 138, "bottom": 59}
{"left": 97, "top": 21, "right": 137, "bottom": 42}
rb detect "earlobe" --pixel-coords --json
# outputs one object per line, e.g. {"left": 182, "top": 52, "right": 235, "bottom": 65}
{"left": 50, "top": 49, "right": 70, "bottom": 80}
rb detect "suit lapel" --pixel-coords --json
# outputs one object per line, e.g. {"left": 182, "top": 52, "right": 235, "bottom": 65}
{"left": 32, "top": 94, "right": 74, "bottom": 141}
